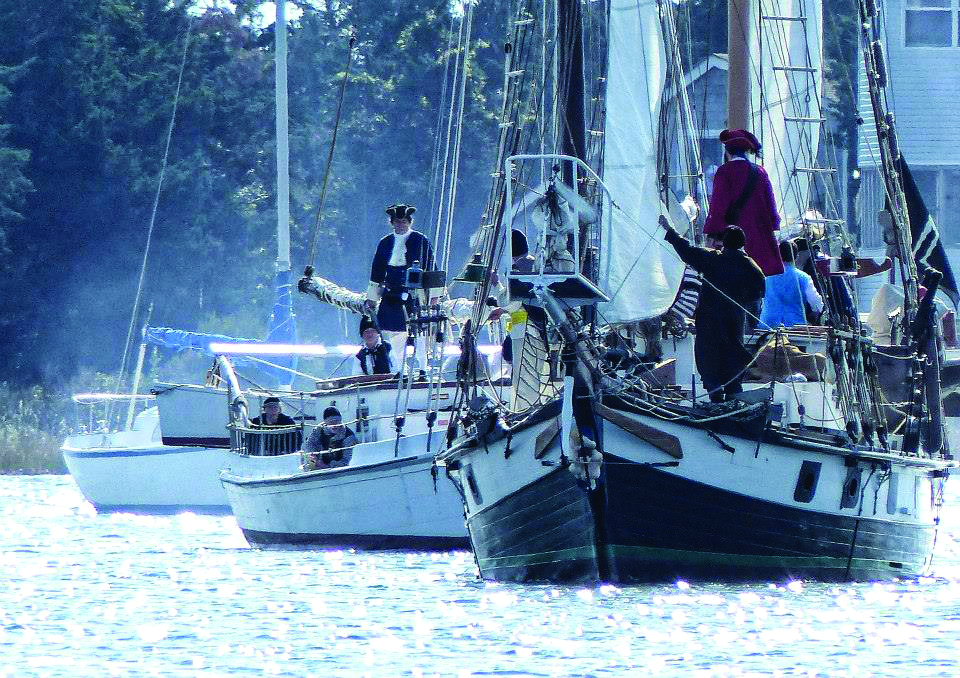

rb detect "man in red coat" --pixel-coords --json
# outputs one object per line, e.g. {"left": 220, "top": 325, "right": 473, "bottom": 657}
{"left": 703, "top": 129, "right": 783, "bottom": 278}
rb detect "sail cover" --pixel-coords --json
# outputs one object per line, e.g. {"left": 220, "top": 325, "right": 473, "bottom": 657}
{"left": 752, "top": 0, "right": 824, "bottom": 234}
{"left": 598, "top": 0, "right": 679, "bottom": 323}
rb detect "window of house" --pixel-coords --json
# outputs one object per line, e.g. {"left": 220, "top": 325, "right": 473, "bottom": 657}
{"left": 905, "top": 0, "right": 957, "bottom": 47}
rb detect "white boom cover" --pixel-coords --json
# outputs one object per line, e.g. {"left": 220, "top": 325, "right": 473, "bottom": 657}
{"left": 752, "top": 0, "right": 824, "bottom": 235}
{"left": 598, "top": 0, "right": 679, "bottom": 324}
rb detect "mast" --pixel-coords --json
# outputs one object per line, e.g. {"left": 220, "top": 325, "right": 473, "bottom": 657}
{"left": 726, "top": 0, "right": 753, "bottom": 128}
{"left": 857, "top": 0, "right": 918, "bottom": 330}
{"left": 557, "top": 0, "right": 587, "bottom": 184}
{"left": 275, "top": 0, "right": 291, "bottom": 272}
{"left": 267, "top": 1, "right": 297, "bottom": 386}
{"left": 557, "top": 0, "right": 594, "bottom": 299}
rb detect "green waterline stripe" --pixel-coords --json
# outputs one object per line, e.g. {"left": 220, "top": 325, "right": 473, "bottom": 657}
{"left": 604, "top": 544, "right": 905, "bottom": 572}
{"left": 477, "top": 546, "right": 598, "bottom": 570}
{"left": 477, "top": 543, "right": 914, "bottom": 574}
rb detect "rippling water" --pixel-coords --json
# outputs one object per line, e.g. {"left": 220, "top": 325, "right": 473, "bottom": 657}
{"left": 3, "top": 475, "right": 960, "bottom": 677}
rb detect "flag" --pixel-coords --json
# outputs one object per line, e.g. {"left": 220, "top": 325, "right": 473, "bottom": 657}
{"left": 890, "top": 156, "right": 960, "bottom": 309}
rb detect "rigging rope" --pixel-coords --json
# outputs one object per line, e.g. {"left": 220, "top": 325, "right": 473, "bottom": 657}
{"left": 427, "top": 11, "right": 458, "bottom": 244}
{"left": 112, "top": 18, "right": 193, "bottom": 409}
{"left": 432, "top": 13, "right": 466, "bottom": 274}
{"left": 306, "top": 36, "right": 356, "bottom": 270}
{"left": 441, "top": 2, "right": 476, "bottom": 276}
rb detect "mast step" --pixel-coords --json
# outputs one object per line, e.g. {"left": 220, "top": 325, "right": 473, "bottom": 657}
{"left": 774, "top": 66, "right": 817, "bottom": 73}
{"left": 784, "top": 117, "right": 826, "bottom": 123}
{"left": 794, "top": 167, "right": 837, "bottom": 174}
{"left": 762, "top": 15, "right": 806, "bottom": 21}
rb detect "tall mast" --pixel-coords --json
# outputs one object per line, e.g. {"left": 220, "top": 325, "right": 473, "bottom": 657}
{"left": 557, "top": 0, "right": 587, "bottom": 183}
{"left": 726, "top": 0, "right": 753, "bottom": 129}
{"left": 275, "top": 0, "right": 291, "bottom": 271}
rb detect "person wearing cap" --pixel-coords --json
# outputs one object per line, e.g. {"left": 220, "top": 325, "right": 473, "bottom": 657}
{"left": 355, "top": 316, "right": 393, "bottom": 375}
{"left": 703, "top": 129, "right": 783, "bottom": 278}
{"left": 662, "top": 217, "right": 766, "bottom": 403}
{"left": 303, "top": 406, "right": 359, "bottom": 470}
{"left": 249, "top": 397, "right": 301, "bottom": 455}
{"left": 364, "top": 203, "right": 435, "bottom": 372}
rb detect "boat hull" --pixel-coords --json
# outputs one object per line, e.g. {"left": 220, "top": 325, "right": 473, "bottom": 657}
{"left": 467, "top": 459, "right": 936, "bottom": 583}
{"left": 449, "top": 407, "right": 946, "bottom": 583}
{"left": 62, "top": 432, "right": 302, "bottom": 514}
{"left": 221, "top": 431, "right": 468, "bottom": 549}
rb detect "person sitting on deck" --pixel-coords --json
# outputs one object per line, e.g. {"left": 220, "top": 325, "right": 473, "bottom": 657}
{"left": 303, "top": 406, "right": 359, "bottom": 470}
{"left": 759, "top": 240, "right": 825, "bottom": 329}
{"left": 249, "top": 396, "right": 301, "bottom": 456}
{"left": 355, "top": 316, "right": 393, "bottom": 375}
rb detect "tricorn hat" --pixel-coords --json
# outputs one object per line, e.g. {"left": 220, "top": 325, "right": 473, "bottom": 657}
{"left": 385, "top": 203, "right": 416, "bottom": 220}
{"left": 359, "top": 315, "right": 379, "bottom": 336}
{"left": 263, "top": 396, "right": 281, "bottom": 406}
{"left": 719, "top": 128, "right": 761, "bottom": 154}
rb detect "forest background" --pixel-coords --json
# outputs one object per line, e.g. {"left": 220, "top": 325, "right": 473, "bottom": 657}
{"left": 0, "top": 0, "right": 856, "bottom": 471}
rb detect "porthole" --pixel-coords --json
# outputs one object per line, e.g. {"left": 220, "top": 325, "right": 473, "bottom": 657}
{"left": 793, "top": 460, "right": 821, "bottom": 503}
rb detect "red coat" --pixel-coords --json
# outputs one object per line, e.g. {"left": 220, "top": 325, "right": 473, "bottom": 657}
{"left": 704, "top": 158, "right": 783, "bottom": 276}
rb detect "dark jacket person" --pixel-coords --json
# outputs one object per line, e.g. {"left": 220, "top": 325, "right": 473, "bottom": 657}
{"left": 356, "top": 316, "right": 393, "bottom": 375}
{"left": 249, "top": 396, "right": 302, "bottom": 455}
{"left": 663, "top": 219, "right": 766, "bottom": 402}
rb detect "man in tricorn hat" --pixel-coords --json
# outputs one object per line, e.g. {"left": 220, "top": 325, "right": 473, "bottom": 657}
{"left": 364, "top": 203, "right": 435, "bottom": 373}
{"left": 355, "top": 316, "right": 392, "bottom": 375}
{"left": 703, "top": 129, "right": 783, "bottom": 279}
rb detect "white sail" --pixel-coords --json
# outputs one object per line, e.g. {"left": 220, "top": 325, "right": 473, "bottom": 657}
{"left": 752, "top": 0, "right": 824, "bottom": 234}
{"left": 597, "top": 0, "right": 679, "bottom": 324}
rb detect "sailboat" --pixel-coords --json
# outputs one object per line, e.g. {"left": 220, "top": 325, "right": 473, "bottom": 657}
{"left": 61, "top": 6, "right": 308, "bottom": 514}
{"left": 435, "top": 0, "right": 956, "bottom": 583}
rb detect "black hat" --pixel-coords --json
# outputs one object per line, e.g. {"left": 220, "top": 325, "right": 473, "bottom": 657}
{"left": 385, "top": 203, "right": 416, "bottom": 220}
{"left": 722, "top": 226, "right": 746, "bottom": 250}
{"left": 264, "top": 396, "right": 281, "bottom": 406}
{"left": 511, "top": 229, "right": 529, "bottom": 257}
{"left": 359, "top": 315, "right": 379, "bottom": 336}
{"left": 323, "top": 406, "right": 341, "bottom": 420}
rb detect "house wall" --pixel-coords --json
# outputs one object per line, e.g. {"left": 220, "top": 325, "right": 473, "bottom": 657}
{"left": 857, "top": 0, "right": 960, "bottom": 245}
{"left": 885, "top": 0, "right": 960, "bottom": 166}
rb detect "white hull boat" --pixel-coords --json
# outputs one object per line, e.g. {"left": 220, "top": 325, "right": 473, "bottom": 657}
{"left": 221, "top": 429, "right": 468, "bottom": 549}
{"left": 61, "top": 405, "right": 301, "bottom": 514}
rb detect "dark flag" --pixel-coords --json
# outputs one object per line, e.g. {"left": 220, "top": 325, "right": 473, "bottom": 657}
{"left": 890, "top": 156, "right": 960, "bottom": 309}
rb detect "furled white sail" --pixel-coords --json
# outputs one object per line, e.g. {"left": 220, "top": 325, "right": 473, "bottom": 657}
{"left": 752, "top": 0, "right": 824, "bottom": 235}
{"left": 597, "top": 0, "right": 679, "bottom": 324}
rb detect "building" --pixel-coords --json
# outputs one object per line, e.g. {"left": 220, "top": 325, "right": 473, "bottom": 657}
{"left": 858, "top": 0, "right": 960, "bottom": 249}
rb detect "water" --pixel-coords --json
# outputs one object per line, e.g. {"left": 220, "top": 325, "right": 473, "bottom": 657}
{"left": 3, "top": 476, "right": 960, "bottom": 677}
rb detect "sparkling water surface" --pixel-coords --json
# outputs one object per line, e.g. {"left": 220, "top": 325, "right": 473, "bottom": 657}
{"left": 2, "top": 475, "right": 960, "bottom": 677}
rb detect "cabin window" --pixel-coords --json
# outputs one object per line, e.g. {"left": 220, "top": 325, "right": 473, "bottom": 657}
{"left": 905, "top": 0, "right": 956, "bottom": 47}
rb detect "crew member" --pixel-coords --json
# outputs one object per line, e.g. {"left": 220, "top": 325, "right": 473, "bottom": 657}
{"left": 759, "top": 240, "right": 825, "bottom": 329}
{"left": 249, "top": 396, "right": 301, "bottom": 455}
{"left": 662, "top": 218, "right": 766, "bottom": 403}
{"left": 356, "top": 316, "right": 392, "bottom": 375}
{"left": 703, "top": 129, "right": 783, "bottom": 278}
{"left": 365, "top": 203, "right": 435, "bottom": 373}
{"left": 303, "top": 406, "right": 359, "bottom": 470}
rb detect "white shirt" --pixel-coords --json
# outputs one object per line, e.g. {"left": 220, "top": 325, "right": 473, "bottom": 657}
{"left": 389, "top": 230, "right": 413, "bottom": 266}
